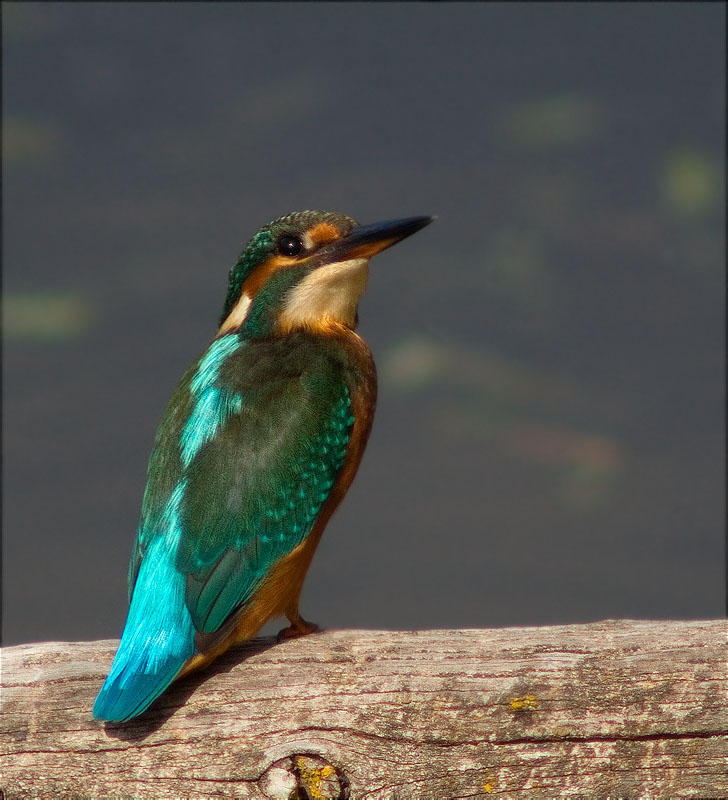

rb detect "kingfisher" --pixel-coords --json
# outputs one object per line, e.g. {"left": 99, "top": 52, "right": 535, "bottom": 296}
{"left": 93, "top": 210, "right": 433, "bottom": 722}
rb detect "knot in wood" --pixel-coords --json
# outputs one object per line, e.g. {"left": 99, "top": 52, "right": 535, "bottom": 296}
{"left": 260, "top": 754, "right": 349, "bottom": 799}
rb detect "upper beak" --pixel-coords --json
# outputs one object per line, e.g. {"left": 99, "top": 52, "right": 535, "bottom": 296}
{"left": 326, "top": 215, "right": 434, "bottom": 261}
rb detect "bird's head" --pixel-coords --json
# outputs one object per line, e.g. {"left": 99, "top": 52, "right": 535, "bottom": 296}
{"left": 218, "top": 210, "right": 433, "bottom": 338}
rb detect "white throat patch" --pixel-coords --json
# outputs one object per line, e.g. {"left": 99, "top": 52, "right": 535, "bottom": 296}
{"left": 279, "top": 258, "right": 369, "bottom": 330}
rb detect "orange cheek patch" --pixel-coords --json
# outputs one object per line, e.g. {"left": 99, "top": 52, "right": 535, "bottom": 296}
{"left": 307, "top": 222, "right": 341, "bottom": 246}
{"left": 240, "top": 255, "right": 294, "bottom": 298}
{"left": 240, "top": 223, "right": 342, "bottom": 303}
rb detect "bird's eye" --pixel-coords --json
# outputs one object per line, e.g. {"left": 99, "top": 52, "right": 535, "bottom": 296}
{"left": 277, "top": 235, "right": 304, "bottom": 257}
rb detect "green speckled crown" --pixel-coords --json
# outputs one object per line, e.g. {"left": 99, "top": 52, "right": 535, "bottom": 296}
{"left": 220, "top": 210, "right": 358, "bottom": 325}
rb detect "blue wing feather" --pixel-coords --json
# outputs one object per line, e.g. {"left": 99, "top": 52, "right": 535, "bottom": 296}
{"left": 180, "top": 380, "right": 352, "bottom": 632}
{"left": 94, "top": 333, "right": 354, "bottom": 721}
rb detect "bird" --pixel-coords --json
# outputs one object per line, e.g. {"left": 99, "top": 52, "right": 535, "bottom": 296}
{"left": 93, "top": 210, "right": 433, "bottom": 722}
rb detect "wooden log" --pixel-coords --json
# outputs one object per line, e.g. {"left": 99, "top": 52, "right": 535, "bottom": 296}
{"left": 1, "top": 619, "right": 726, "bottom": 799}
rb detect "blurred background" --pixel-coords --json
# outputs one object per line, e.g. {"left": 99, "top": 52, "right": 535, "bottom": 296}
{"left": 3, "top": 3, "right": 725, "bottom": 646}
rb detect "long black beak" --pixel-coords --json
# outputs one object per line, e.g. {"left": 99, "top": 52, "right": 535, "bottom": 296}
{"left": 327, "top": 215, "right": 434, "bottom": 261}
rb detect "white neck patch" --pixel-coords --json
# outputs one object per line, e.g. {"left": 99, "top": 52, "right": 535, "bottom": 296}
{"left": 217, "top": 292, "right": 252, "bottom": 335}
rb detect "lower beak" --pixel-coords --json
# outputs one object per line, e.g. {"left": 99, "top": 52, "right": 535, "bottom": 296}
{"left": 328, "top": 215, "right": 434, "bottom": 260}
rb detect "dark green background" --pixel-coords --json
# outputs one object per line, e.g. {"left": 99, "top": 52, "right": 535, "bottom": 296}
{"left": 4, "top": 2, "right": 725, "bottom": 645}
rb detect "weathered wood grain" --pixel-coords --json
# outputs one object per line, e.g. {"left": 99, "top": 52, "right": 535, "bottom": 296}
{"left": 1, "top": 620, "right": 726, "bottom": 799}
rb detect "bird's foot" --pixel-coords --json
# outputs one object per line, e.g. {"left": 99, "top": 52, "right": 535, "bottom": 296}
{"left": 276, "top": 616, "right": 320, "bottom": 643}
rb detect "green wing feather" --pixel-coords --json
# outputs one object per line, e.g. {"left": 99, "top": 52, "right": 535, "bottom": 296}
{"left": 130, "top": 334, "right": 354, "bottom": 639}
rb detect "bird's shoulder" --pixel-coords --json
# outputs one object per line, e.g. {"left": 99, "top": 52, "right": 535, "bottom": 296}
{"left": 219, "top": 327, "right": 375, "bottom": 390}
{"left": 130, "top": 329, "right": 369, "bottom": 595}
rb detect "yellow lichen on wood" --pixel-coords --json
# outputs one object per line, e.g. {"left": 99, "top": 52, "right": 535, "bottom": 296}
{"left": 509, "top": 693, "right": 538, "bottom": 710}
{"left": 294, "top": 755, "right": 343, "bottom": 799}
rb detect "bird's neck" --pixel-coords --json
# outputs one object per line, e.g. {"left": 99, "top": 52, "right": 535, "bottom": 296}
{"left": 275, "top": 258, "right": 369, "bottom": 335}
{"left": 220, "top": 259, "right": 369, "bottom": 341}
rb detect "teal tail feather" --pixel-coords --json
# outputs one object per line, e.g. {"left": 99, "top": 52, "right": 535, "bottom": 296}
{"left": 93, "top": 650, "right": 187, "bottom": 723}
{"left": 93, "top": 536, "right": 196, "bottom": 722}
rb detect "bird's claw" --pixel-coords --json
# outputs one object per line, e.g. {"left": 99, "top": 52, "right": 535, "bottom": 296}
{"left": 276, "top": 618, "right": 320, "bottom": 643}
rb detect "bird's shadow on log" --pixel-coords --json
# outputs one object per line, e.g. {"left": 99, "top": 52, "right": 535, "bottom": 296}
{"left": 101, "top": 635, "right": 278, "bottom": 741}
